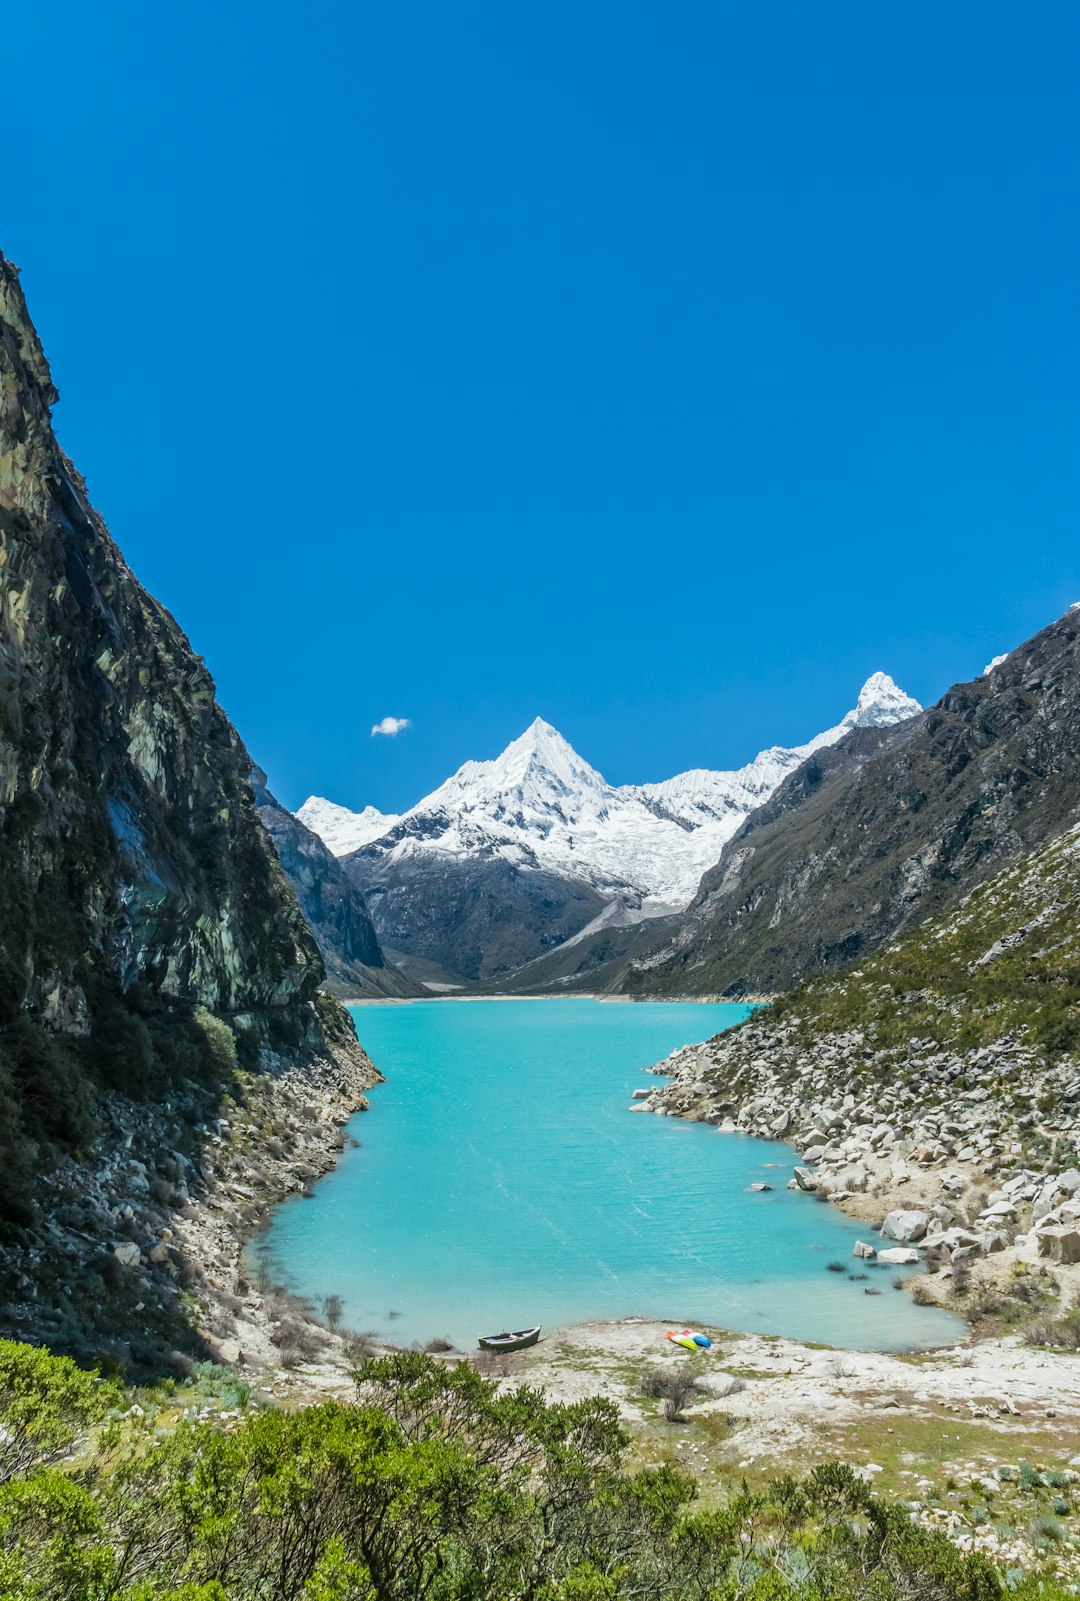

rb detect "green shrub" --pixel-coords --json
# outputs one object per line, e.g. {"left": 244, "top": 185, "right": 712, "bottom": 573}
{"left": 0, "top": 1345, "right": 1073, "bottom": 1599}
{"left": 84, "top": 993, "right": 157, "bottom": 1098}
{"left": 192, "top": 1007, "right": 238, "bottom": 1080}
{"left": 3, "top": 1017, "right": 95, "bottom": 1150}
{"left": 0, "top": 1339, "right": 115, "bottom": 1484}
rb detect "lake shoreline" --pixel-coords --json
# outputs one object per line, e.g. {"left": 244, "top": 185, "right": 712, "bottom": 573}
{"left": 344, "top": 991, "right": 776, "bottom": 1006}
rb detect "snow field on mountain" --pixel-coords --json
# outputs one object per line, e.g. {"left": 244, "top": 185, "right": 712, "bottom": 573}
{"left": 297, "top": 674, "right": 921, "bottom": 913}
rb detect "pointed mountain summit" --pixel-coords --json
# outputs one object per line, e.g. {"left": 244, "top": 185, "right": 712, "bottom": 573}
{"left": 299, "top": 677, "right": 922, "bottom": 985}
{"left": 627, "top": 607, "right": 1080, "bottom": 998}
{"left": 422, "top": 717, "right": 610, "bottom": 823}
{"left": 833, "top": 672, "right": 922, "bottom": 734}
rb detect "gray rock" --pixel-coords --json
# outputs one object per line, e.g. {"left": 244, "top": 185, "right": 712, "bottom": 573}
{"left": 793, "top": 1166, "right": 819, "bottom": 1191}
{"left": 1036, "top": 1227, "right": 1080, "bottom": 1265}
{"left": 877, "top": 1246, "right": 920, "bottom": 1265}
{"left": 112, "top": 1242, "right": 141, "bottom": 1267}
{"left": 881, "top": 1209, "right": 929, "bottom": 1243}
{"left": 853, "top": 1240, "right": 877, "bottom": 1259}
{"left": 1032, "top": 1187, "right": 1060, "bottom": 1222}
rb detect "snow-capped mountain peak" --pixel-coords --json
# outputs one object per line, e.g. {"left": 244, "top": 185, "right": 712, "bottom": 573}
{"left": 799, "top": 672, "right": 922, "bottom": 754}
{"left": 450, "top": 716, "right": 608, "bottom": 806}
{"left": 298, "top": 675, "right": 922, "bottom": 917}
{"left": 848, "top": 671, "right": 921, "bottom": 730}
{"left": 295, "top": 796, "right": 400, "bottom": 857}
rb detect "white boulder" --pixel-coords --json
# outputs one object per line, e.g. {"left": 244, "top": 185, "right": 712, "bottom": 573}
{"left": 881, "top": 1209, "right": 929, "bottom": 1244}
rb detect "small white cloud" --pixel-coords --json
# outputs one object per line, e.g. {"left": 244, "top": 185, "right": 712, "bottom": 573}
{"left": 371, "top": 716, "right": 411, "bottom": 738}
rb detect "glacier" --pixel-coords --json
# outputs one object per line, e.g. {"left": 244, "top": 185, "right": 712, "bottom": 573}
{"left": 297, "top": 673, "right": 921, "bottom": 918}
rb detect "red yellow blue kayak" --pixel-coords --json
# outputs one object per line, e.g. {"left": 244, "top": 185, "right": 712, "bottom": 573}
{"left": 665, "top": 1328, "right": 711, "bottom": 1350}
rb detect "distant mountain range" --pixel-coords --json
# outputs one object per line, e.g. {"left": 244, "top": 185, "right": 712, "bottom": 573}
{"left": 297, "top": 674, "right": 921, "bottom": 985}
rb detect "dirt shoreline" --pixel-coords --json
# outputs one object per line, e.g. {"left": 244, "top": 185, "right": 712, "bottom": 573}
{"left": 343, "top": 992, "right": 774, "bottom": 1006}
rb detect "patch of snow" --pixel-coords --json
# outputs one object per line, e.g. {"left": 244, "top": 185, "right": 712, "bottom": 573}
{"left": 982, "top": 653, "right": 1010, "bottom": 677}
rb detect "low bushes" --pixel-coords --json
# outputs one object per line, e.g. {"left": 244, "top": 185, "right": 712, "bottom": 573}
{"left": 0, "top": 1344, "right": 1074, "bottom": 1599}
{"left": 638, "top": 1364, "right": 705, "bottom": 1421}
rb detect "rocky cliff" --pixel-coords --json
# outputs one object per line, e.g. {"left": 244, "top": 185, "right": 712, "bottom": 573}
{"left": 624, "top": 610, "right": 1080, "bottom": 996}
{"left": 0, "top": 250, "right": 376, "bottom": 1364}
{"left": 251, "top": 771, "right": 419, "bottom": 998}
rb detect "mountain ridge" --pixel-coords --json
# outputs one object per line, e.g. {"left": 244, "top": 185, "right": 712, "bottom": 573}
{"left": 251, "top": 772, "right": 420, "bottom": 1000}
{"left": 297, "top": 675, "right": 920, "bottom": 984}
{"left": 623, "top": 608, "right": 1080, "bottom": 998}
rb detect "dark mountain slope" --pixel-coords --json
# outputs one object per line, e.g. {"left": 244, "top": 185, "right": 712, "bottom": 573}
{"left": 252, "top": 771, "right": 420, "bottom": 998}
{"left": 624, "top": 610, "right": 1080, "bottom": 997}
{"left": 343, "top": 843, "right": 609, "bottom": 984}
{"left": 0, "top": 250, "right": 375, "bottom": 1363}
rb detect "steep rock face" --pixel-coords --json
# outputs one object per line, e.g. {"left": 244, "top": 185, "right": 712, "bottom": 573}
{"left": 0, "top": 250, "right": 362, "bottom": 1253}
{"left": 0, "top": 254, "right": 318, "bottom": 1022}
{"left": 252, "top": 771, "right": 418, "bottom": 998}
{"left": 625, "top": 610, "right": 1080, "bottom": 996}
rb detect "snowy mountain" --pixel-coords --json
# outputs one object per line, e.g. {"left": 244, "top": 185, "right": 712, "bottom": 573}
{"left": 296, "top": 674, "right": 921, "bottom": 983}
{"left": 631, "top": 672, "right": 921, "bottom": 843}
{"left": 295, "top": 797, "right": 400, "bottom": 857}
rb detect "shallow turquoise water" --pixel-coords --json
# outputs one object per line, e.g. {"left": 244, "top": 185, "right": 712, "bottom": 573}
{"left": 257, "top": 999, "right": 964, "bottom": 1351}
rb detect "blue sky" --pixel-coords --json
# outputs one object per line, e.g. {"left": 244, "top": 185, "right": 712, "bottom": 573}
{"left": 5, "top": 2, "right": 1078, "bottom": 812}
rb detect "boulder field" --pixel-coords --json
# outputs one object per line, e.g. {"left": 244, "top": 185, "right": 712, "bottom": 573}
{"left": 636, "top": 1015, "right": 1080, "bottom": 1296}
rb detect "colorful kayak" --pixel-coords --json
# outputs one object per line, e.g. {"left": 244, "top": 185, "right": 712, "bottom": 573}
{"left": 665, "top": 1328, "right": 711, "bottom": 1350}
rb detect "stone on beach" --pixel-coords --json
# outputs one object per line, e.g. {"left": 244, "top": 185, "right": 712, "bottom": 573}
{"left": 853, "top": 1239, "right": 876, "bottom": 1259}
{"left": 877, "top": 1246, "right": 920, "bottom": 1265}
{"left": 881, "top": 1209, "right": 929, "bottom": 1243}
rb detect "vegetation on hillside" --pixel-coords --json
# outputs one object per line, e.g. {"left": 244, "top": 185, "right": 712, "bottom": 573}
{"left": 0, "top": 1340, "right": 1073, "bottom": 1600}
{"left": 768, "top": 823, "right": 1080, "bottom": 1065}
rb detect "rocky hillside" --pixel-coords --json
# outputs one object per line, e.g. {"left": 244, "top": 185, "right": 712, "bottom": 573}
{"left": 638, "top": 819, "right": 1080, "bottom": 1287}
{"left": 0, "top": 250, "right": 375, "bottom": 1363}
{"left": 624, "top": 609, "right": 1080, "bottom": 997}
{"left": 251, "top": 771, "right": 419, "bottom": 999}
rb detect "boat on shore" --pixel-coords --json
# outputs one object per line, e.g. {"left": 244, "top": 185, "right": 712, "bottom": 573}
{"left": 478, "top": 1326, "right": 542, "bottom": 1353}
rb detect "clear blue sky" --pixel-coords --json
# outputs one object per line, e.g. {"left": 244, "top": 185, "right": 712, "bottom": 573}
{"left": 5, "top": 2, "right": 1078, "bottom": 812}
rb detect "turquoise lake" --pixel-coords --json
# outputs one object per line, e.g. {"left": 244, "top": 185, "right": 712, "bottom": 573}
{"left": 256, "top": 999, "right": 964, "bottom": 1351}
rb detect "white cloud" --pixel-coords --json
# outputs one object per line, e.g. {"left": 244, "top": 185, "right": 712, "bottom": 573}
{"left": 371, "top": 716, "right": 411, "bottom": 738}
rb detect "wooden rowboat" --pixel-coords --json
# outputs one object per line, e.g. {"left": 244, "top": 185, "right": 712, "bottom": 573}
{"left": 477, "top": 1326, "right": 541, "bottom": 1353}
